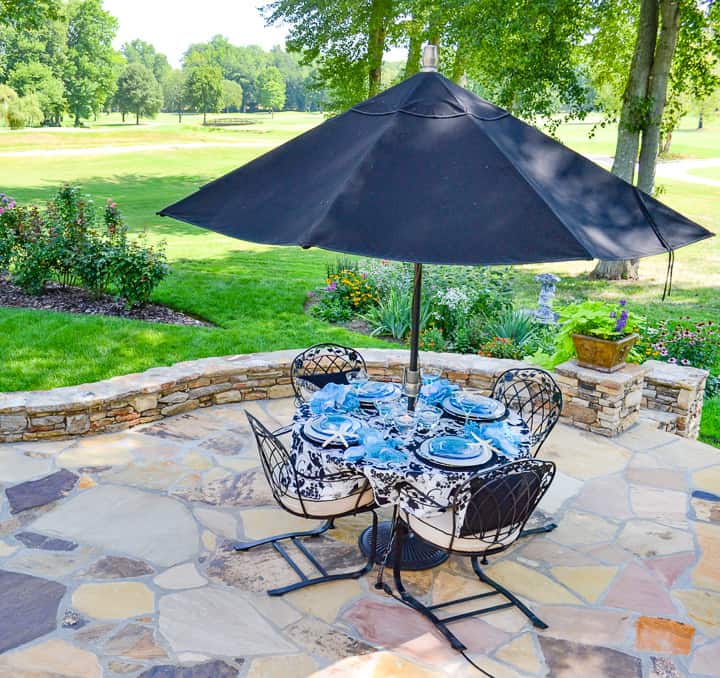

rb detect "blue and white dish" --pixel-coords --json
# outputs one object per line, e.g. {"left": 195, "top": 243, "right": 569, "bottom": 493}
{"left": 442, "top": 395, "right": 506, "bottom": 421}
{"left": 303, "top": 414, "right": 363, "bottom": 446}
{"left": 356, "top": 381, "right": 400, "bottom": 403}
{"left": 416, "top": 436, "right": 492, "bottom": 468}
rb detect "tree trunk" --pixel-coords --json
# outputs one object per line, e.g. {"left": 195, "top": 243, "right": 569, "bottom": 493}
{"left": 404, "top": 28, "right": 422, "bottom": 79}
{"left": 698, "top": 109, "right": 703, "bottom": 129}
{"left": 136, "top": 109, "right": 140, "bottom": 125}
{"left": 367, "top": 0, "right": 391, "bottom": 97}
{"left": 592, "top": 0, "right": 659, "bottom": 281}
{"left": 637, "top": 0, "right": 680, "bottom": 194}
{"left": 451, "top": 44, "right": 465, "bottom": 84}
{"left": 178, "top": 111, "right": 183, "bottom": 123}
{"left": 121, "top": 111, "right": 126, "bottom": 122}
{"left": 661, "top": 129, "right": 673, "bottom": 154}
{"left": 203, "top": 109, "right": 207, "bottom": 124}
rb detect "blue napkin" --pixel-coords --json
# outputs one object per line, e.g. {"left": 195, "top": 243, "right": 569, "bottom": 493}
{"left": 419, "top": 378, "right": 459, "bottom": 405}
{"left": 344, "top": 429, "right": 407, "bottom": 465}
{"left": 465, "top": 421, "right": 520, "bottom": 458}
{"left": 310, "top": 383, "right": 360, "bottom": 415}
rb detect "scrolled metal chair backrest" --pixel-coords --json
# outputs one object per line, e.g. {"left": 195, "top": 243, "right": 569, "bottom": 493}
{"left": 451, "top": 458, "right": 556, "bottom": 552}
{"left": 290, "top": 343, "right": 366, "bottom": 403}
{"left": 491, "top": 368, "right": 563, "bottom": 456}
{"left": 246, "top": 412, "right": 307, "bottom": 515}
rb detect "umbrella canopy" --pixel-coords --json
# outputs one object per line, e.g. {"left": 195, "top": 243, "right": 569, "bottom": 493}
{"left": 160, "top": 71, "right": 713, "bottom": 266}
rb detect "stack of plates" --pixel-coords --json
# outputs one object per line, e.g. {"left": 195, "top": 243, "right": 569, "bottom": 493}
{"left": 303, "top": 414, "right": 363, "bottom": 446}
{"left": 442, "top": 394, "right": 506, "bottom": 421}
{"left": 356, "top": 381, "right": 400, "bottom": 404}
{"left": 416, "top": 436, "right": 492, "bottom": 468}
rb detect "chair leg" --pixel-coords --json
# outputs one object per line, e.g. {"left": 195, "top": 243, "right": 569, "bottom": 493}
{"left": 471, "top": 556, "right": 548, "bottom": 629}
{"left": 233, "top": 519, "right": 334, "bottom": 551}
{"left": 267, "top": 511, "right": 377, "bottom": 596}
{"left": 520, "top": 522, "right": 557, "bottom": 537}
{"left": 391, "top": 524, "right": 467, "bottom": 652}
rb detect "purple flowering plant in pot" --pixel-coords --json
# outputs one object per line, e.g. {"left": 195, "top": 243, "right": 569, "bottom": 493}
{"left": 556, "top": 300, "right": 643, "bottom": 373}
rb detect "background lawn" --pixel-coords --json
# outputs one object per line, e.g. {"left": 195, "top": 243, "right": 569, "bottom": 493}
{"left": 1, "top": 111, "right": 718, "bottom": 444}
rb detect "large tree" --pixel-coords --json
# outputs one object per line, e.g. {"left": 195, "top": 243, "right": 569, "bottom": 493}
{"left": 8, "top": 61, "right": 65, "bottom": 125}
{"left": 257, "top": 65, "right": 286, "bottom": 114}
{"left": 184, "top": 59, "right": 223, "bottom": 123}
{"left": 163, "top": 69, "right": 187, "bottom": 121}
{"left": 63, "top": 0, "right": 118, "bottom": 126}
{"left": 0, "top": 0, "right": 59, "bottom": 30}
{"left": 121, "top": 39, "right": 171, "bottom": 86}
{"left": 590, "top": 0, "right": 720, "bottom": 279}
{"left": 221, "top": 78, "right": 244, "bottom": 112}
{"left": 264, "top": 0, "right": 398, "bottom": 110}
{"left": 115, "top": 62, "right": 162, "bottom": 124}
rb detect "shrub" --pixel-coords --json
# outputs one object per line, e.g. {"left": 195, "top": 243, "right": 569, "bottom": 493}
{"left": 5, "top": 94, "right": 43, "bottom": 129}
{"left": 481, "top": 309, "right": 539, "bottom": 347}
{"left": 419, "top": 326, "right": 446, "bottom": 351}
{"left": 363, "top": 288, "right": 433, "bottom": 339}
{"left": 325, "top": 268, "right": 378, "bottom": 311}
{"left": 113, "top": 235, "right": 169, "bottom": 308}
{"left": 479, "top": 336, "right": 526, "bottom": 360}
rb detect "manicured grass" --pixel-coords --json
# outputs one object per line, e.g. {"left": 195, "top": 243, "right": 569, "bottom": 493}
{"left": 0, "top": 111, "right": 718, "bottom": 446}
{"left": 688, "top": 166, "right": 720, "bottom": 181}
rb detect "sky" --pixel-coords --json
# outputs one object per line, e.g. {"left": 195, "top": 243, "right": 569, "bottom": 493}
{"left": 104, "top": 0, "right": 289, "bottom": 67}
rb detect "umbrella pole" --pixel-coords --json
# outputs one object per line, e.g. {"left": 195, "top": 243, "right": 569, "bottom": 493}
{"left": 406, "top": 263, "right": 423, "bottom": 411}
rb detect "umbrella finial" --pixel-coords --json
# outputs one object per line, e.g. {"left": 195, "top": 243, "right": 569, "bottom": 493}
{"left": 421, "top": 44, "right": 438, "bottom": 72}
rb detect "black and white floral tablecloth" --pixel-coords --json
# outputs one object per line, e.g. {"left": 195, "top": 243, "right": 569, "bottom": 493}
{"left": 289, "top": 402, "right": 531, "bottom": 523}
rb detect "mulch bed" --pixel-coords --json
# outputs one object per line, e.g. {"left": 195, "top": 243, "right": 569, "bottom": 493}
{"left": 0, "top": 278, "right": 213, "bottom": 327}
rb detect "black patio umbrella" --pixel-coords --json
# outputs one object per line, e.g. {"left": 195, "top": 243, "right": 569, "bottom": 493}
{"left": 159, "top": 48, "right": 713, "bottom": 401}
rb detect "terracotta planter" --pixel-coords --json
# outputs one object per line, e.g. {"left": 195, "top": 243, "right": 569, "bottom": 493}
{"left": 571, "top": 333, "right": 639, "bottom": 373}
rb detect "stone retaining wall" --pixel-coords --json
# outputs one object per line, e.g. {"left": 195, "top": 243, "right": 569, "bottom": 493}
{"left": 0, "top": 349, "right": 708, "bottom": 443}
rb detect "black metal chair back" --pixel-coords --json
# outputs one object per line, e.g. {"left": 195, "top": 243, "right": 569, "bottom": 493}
{"left": 290, "top": 343, "right": 366, "bottom": 403}
{"left": 246, "top": 411, "right": 306, "bottom": 515}
{"left": 491, "top": 368, "right": 562, "bottom": 456}
{"left": 451, "top": 459, "right": 556, "bottom": 552}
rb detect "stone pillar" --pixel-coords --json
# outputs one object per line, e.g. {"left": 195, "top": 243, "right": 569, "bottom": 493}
{"left": 641, "top": 360, "right": 709, "bottom": 439}
{"left": 554, "top": 360, "right": 646, "bottom": 437}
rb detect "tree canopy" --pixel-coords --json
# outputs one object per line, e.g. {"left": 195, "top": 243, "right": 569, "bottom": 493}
{"left": 121, "top": 38, "right": 171, "bottom": 86}
{"left": 115, "top": 62, "right": 162, "bottom": 124}
{"left": 184, "top": 58, "right": 223, "bottom": 123}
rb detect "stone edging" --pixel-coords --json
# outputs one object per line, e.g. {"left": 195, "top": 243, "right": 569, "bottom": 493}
{"left": 0, "top": 349, "right": 708, "bottom": 443}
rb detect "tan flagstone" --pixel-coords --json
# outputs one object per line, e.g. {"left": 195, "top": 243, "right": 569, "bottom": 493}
{"left": 496, "top": 633, "right": 543, "bottom": 675}
{"left": 484, "top": 561, "right": 582, "bottom": 605}
{"left": 73, "top": 582, "right": 155, "bottom": 620}
{"left": 248, "top": 592, "right": 303, "bottom": 628}
{"left": 180, "top": 450, "right": 212, "bottom": 470}
{"left": 239, "top": 507, "right": 323, "bottom": 540}
{"left": 615, "top": 422, "right": 677, "bottom": 451}
{"left": 548, "top": 511, "right": 619, "bottom": 547}
{"left": 692, "top": 495, "right": 720, "bottom": 523}
{"left": 0, "top": 540, "right": 17, "bottom": 557}
{"left": 540, "top": 428, "right": 631, "bottom": 480}
{"left": 693, "top": 466, "right": 720, "bottom": 495}
{"left": 480, "top": 607, "right": 531, "bottom": 633}
{"left": 691, "top": 522, "right": 720, "bottom": 592}
{"left": 286, "top": 578, "right": 363, "bottom": 622}
{"left": 550, "top": 565, "right": 618, "bottom": 603}
{"left": 57, "top": 433, "right": 158, "bottom": 467}
{"left": 630, "top": 485, "right": 688, "bottom": 526}
{"left": 216, "top": 456, "right": 259, "bottom": 472}
{"left": 455, "top": 656, "right": 524, "bottom": 678}
{"left": 102, "top": 460, "right": 188, "bottom": 490}
{"left": 653, "top": 439, "right": 719, "bottom": 470}
{"left": 201, "top": 530, "right": 217, "bottom": 551}
{"left": 193, "top": 506, "right": 238, "bottom": 539}
{"left": 618, "top": 520, "right": 695, "bottom": 558}
{"left": 154, "top": 562, "right": 207, "bottom": 590}
{"left": 690, "top": 639, "right": 720, "bottom": 676}
{"left": 625, "top": 466, "right": 687, "bottom": 491}
{"left": 536, "top": 606, "right": 633, "bottom": 646}
{"left": 248, "top": 654, "right": 318, "bottom": 678}
{"left": 0, "top": 639, "right": 101, "bottom": 677}
{"left": 675, "top": 589, "right": 720, "bottom": 637}
{"left": 312, "top": 651, "right": 445, "bottom": 677}
{"left": 518, "top": 539, "right": 598, "bottom": 567}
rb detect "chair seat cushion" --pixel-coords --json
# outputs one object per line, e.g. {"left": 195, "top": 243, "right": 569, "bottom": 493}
{"left": 402, "top": 509, "right": 520, "bottom": 554}
{"left": 281, "top": 486, "right": 375, "bottom": 518}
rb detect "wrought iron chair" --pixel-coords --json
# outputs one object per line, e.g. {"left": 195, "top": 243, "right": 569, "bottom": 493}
{"left": 380, "top": 459, "right": 556, "bottom": 654}
{"left": 290, "top": 343, "right": 366, "bottom": 404}
{"left": 491, "top": 367, "right": 563, "bottom": 536}
{"left": 235, "top": 413, "right": 378, "bottom": 596}
{"left": 491, "top": 368, "right": 563, "bottom": 457}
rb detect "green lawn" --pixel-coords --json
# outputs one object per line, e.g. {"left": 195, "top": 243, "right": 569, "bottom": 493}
{"left": 688, "top": 166, "right": 720, "bottom": 181}
{"left": 0, "top": 112, "right": 718, "bottom": 445}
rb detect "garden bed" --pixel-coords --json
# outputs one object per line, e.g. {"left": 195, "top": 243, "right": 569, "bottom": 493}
{"left": 0, "top": 277, "right": 212, "bottom": 327}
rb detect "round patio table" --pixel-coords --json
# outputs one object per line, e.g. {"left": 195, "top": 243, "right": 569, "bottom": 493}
{"left": 290, "top": 398, "right": 532, "bottom": 570}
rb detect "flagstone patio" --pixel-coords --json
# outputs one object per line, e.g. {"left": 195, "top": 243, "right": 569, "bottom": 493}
{"left": 0, "top": 397, "right": 718, "bottom": 678}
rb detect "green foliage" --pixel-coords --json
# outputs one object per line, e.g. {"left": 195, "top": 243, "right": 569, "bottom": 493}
{"left": 258, "top": 66, "right": 286, "bottom": 111}
{"left": 0, "top": 0, "right": 59, "bottom": 30}
{"left": 5, "top": 94, "right": 42, "bottom": 128}
{"left": 8, "top": 62, "right": 65, "bottom": 125}
{"left": 121, "top": 39, "right": 171, "bottom": 86}
{"left": 419, "top": 325, "right": 446, "bottom": 352}
{"left": 363, "top": 288, "right": 433, "bottom": 340}
{"left": 481, "top": 309, "right": 539, "bottom": 346}
{"left": 184, "top": 59, "right": 223, "bottom": 121}
{"left": 0, "top": 187, "right": 168, "bottom": 307}
{"left": 64, "top": 0, "right": 118, "bottom": 126}
{"left": 162, "top": 70, "right": 187, "bottom": 120}
{"left": 115, "top": 63, "right": 163, "bottom": 124}
{"left": 221, "top": 79, "right": 244, "bottom": 112}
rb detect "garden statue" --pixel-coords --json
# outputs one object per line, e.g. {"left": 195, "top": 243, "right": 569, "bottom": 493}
{"left": 534, "top": 273, "right": 560, "bottom": 324}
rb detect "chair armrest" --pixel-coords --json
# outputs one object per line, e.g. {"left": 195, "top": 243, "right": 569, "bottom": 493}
{"left": 272, "top": 424, "right": 293, "bottom": 437}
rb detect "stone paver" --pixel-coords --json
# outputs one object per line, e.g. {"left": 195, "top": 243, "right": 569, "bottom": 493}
{"left": 0, "top": 399, "right": 717, "bottom": 676}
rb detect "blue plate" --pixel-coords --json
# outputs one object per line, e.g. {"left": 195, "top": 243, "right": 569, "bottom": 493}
{"left": 416, "top": 436, "right": 492, "bottom": 468}
{"left": 357, "top": 381, "right": 399, "bottom": 400}
{"left": 310, "top": 414, "right": 362, "bottom": 436}
{"left": 449, "top": 394, "right": 495, "bottom": 413}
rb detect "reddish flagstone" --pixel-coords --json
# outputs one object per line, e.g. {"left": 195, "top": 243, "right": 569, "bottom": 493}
{"left": 635, "top": 616, "right": 695, "bottom": 654}
{"left": 645, "top": 552, "right": 696, "bottom": 587}
{"left": 602, "top": 563, "right": 678, "bottom": 616}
